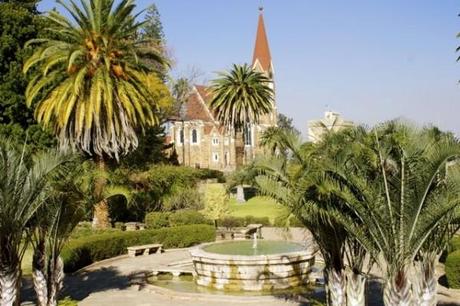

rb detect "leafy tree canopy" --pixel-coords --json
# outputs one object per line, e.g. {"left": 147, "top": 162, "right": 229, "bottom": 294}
{"left": 277, "top": 113, "right": 300, "bottom": 135}
{"left": 0, "top": 0, "right": 55, "bottom": 149}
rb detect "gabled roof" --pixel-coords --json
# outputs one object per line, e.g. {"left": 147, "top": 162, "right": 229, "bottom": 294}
{"left": 252, "top": 10, "right": 272, "bottom": 72}
{"left": 181, "top": 85, "right": 214, "bottom": 122}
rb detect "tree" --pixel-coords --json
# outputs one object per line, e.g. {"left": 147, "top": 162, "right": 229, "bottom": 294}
{"left": 277, "top": 113, "right": 300, "bottom": 135}
{"left": 0, "top": 0, "right": 55, "bottom": 150}
{"left": 24, "top": 0, "right": 167, "bottom": 228}
{"left": 31, "top": 163, "right": 86, "bottom": 306}
{"left": 203, "top": 183, "right": 229, "bottom": 227}
{"left": 253, "top": 129, "right": 353, "bottom": 306}
{"left": 326, "top": 122, "right": 460, "bottom": 305}
{"left": 209, "top": 64, "right": 273, "bottom": 130}
{"left": 0, "top": 141, "right": 72, "bottom": 306}
{"left": 210, "top": 63, "right": 273, "bottom": 168}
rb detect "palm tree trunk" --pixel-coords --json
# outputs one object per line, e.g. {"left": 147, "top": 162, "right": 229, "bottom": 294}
{"left": 383, "top": 270, "right": 413, "bottom": 306}
{"left": 346, "top": 270, "right": 366, "bottom": 306}
{"left": 324, "top": 268, "right": 346, "bottom": 306}
{"left": 0, "top": 265, "right": 21, "bottom": 306}
{"left": 32, "top": 239, "right": 48, "bottom": 306}
{"left": 413, "top": 253, "right": 437, "bottom": 306}
{"left": 235, "top": 131, "right": 244, "bottom": 167}
{"left": 92, "top": 156, "right": 110, "bottom": 229}
{"left": 47, "top": 256, "right": 64, "bottom": 306}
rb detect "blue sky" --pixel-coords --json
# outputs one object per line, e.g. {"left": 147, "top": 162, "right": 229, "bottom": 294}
{"left": 38, "top": 0, "right": 460, "bottom": 136}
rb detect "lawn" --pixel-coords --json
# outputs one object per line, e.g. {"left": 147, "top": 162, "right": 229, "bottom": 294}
{"left": 228, "top": 196, "right": 288, "bottom": 223}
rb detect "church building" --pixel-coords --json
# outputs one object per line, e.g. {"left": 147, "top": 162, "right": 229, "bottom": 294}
{"left": 165, "top": 9, "right": 277, "bottom": 171}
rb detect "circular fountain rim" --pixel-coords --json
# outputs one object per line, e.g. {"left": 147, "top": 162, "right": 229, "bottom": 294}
{"left": 190, "top": 240, "right": 316, "bottom": 261}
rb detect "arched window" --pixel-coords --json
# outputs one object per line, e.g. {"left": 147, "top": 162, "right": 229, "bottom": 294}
{"left": 244, "top": 125, "right": 252, "bottom": 146}
{"left": 191, "top": 129, "right": 198, "bottom": 144}
{"left": 179, "top": 129, "right": 184, "bottom": 144}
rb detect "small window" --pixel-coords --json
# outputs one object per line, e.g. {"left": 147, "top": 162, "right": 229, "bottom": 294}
{"left": 212, "top": 152, "right": 219, "bottom": 162}
{"left": 179, "top": 129, "right": 184, "bottom": 144}
{"left": 224, "top": 152, "right": 229, "bottom": 166}
{"left": 212, "top": 137, "right": 219, "bottom": 145}
{"left": 191, "top": 129, "right": 198, "bottom": 144}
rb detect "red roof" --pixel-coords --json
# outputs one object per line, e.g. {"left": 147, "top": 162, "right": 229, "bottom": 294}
{"left": 252, "top": 11, "right": 272, "bottom": 72}
{"left": 182, "top": 86, "right": 214, "bottom": 122}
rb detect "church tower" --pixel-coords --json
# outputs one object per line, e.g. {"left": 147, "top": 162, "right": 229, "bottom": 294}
{"left": 252, "top": 7, "right": 277, "bottom": 126}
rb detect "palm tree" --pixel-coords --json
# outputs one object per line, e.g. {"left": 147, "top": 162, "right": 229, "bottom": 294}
{"left": 209, "top": 63, "right": 274, "bottom": 166}
{"left": 24, "top": 0, "right": 167, "bottom": 228}
{"left": 0, "top": 141, "right": 71, "bottom": 306}
{"left": 209, "top": 63, "right": 273, "bottom": 130}
{"left": 332, "top": 122, "right": 460, "bottom": 305}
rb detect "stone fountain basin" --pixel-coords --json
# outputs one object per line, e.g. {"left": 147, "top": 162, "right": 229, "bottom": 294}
{"left": 190, "top": 240, "right": 317, "bottom": 291}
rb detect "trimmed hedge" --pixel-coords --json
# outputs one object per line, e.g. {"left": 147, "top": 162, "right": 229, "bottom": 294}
{"left": 145, "top": 211, "right": 172, "bottom": 229}
{"left": 61, "top": 224, "right": 215, "bottom": 273}
{"left": 445, "top": 249, "right": 460, "bottom": 289}
{"left": 169, "top": 210, "right": 212, "bottom": 227}
{"left": 144, "top": 210, "right": 212, "bottom": 229}
{"left": 218, "top": 215, "right": 271, "bottom": 228}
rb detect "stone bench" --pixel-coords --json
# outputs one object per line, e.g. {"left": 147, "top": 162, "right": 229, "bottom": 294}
{"left": 127, "top": 243, "right": 163, "bottom": 257}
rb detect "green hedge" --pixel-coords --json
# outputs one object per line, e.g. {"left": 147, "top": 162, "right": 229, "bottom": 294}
{"left": 61, "top": 224, "right": 215, "bottom": 273}
{"left": 144, "top": 210, "right": 212, "bottom": 229}
{"left": 218, "top": 216, "right": 271, "bottom": 228}
{"left": 446, "top": 249, "right": 460, "bottom": 289}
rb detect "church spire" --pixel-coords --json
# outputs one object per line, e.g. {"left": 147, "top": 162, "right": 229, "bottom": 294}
{"left": 252, "top": 7, "right": 272, "bottom": 73}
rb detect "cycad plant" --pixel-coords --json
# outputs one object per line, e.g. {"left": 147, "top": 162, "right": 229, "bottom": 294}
{"left": 0, "top": 141, "right": 71, "bottom": 306}
{"left": 333, "top": 122, "right": 460, "bottom": 305}
{"left": 31, "top": 164, "right": 86, "bottom": 306}
{"left": 254, "top": 127, "right": 369, "bottom": 306}
{"left": 24, "top": 0, "right": 167, "bottom": 228}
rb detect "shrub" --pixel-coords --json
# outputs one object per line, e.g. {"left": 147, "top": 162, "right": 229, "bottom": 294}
{"left": 163, "top": 187, "right": 203, "bottom": 211}
{"left": 62, "top": 225, "right": 215, "bottom": 272}
{"left": 219, "top": 216, "right": 245, "bottom": 228}
{"left": 274, "top": 215, "right": 303, "bottom": 227}
{"left": 445, "top": 249, "right": 460, "bottom": 289}
{"left": 449, "top": 236, "right": 460, "bottom": 252}
{"left": 168, "top": 210, "right": 212, "bottom": 227}
{"left": 244, "top": 215, "right": 271, "bottom": 226}
{"left": 145, "top": 211, "right": 171, "bottom": 229}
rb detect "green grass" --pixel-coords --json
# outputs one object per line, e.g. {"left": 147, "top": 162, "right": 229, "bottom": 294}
{"left": 228, "top": 196, "right": 288, "bottom": 223}
{"left": 21, "top": 246, "right": 33, "bottom": 277}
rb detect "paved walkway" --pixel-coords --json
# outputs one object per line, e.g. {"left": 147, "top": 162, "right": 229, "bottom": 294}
{"left": 19, "top": 228, "right": 460, "bottom": 306}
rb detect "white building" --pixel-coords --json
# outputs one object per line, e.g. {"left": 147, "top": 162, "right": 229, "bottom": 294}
{"left": 307, "top": 111, "right": 354, "bottom": 143}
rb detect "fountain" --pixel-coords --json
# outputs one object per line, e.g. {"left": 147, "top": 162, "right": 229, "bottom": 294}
{"left": 190, "top": 239, "right": 317, "bottom": 291}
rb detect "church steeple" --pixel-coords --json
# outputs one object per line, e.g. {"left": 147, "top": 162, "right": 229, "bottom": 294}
{"left": 252, "top": 7, "right": 273, "bottom": 74}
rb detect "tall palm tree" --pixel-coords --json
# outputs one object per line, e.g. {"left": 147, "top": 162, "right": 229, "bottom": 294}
{"left": 24, "top": 0, "right": 167, "bottom": 228}
{"left": 209, "top": 63, "right": 274, "bottom": 166}
{"left": 209, "top": 63, "right": 273, "bottom": 130}
{"left": 0, "top": 141, "right": 71, "bottom": 306}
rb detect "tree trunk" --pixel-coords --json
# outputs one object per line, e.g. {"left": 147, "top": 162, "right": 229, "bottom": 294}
{"left": 413, "top": 253, "right": 437, "bottom": 306}
{"left": 236, "top": 185, "right": 245, "bottom": 203}
{"left": 235, "top": 131, "right": 245, "bottom": 167}
{"left": 32, "top": 239, "right": 48, "bottom": 306}
{"left": 92, "top": 156, "right": 110, "bottom": 229}
{"left": 383, "top": 270, "right": 413, "bottom": 306}
{"left": 346, "top": 270, "right": 366, "bottom": 306}
{"left": 324, "top": 268, "right": 346, "bottom": 306}
{"left": 47, "top": 256, "right": 64, "bottom": 306}
{"left": 0, "top": 265, "right": 21, "bottom": 306}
